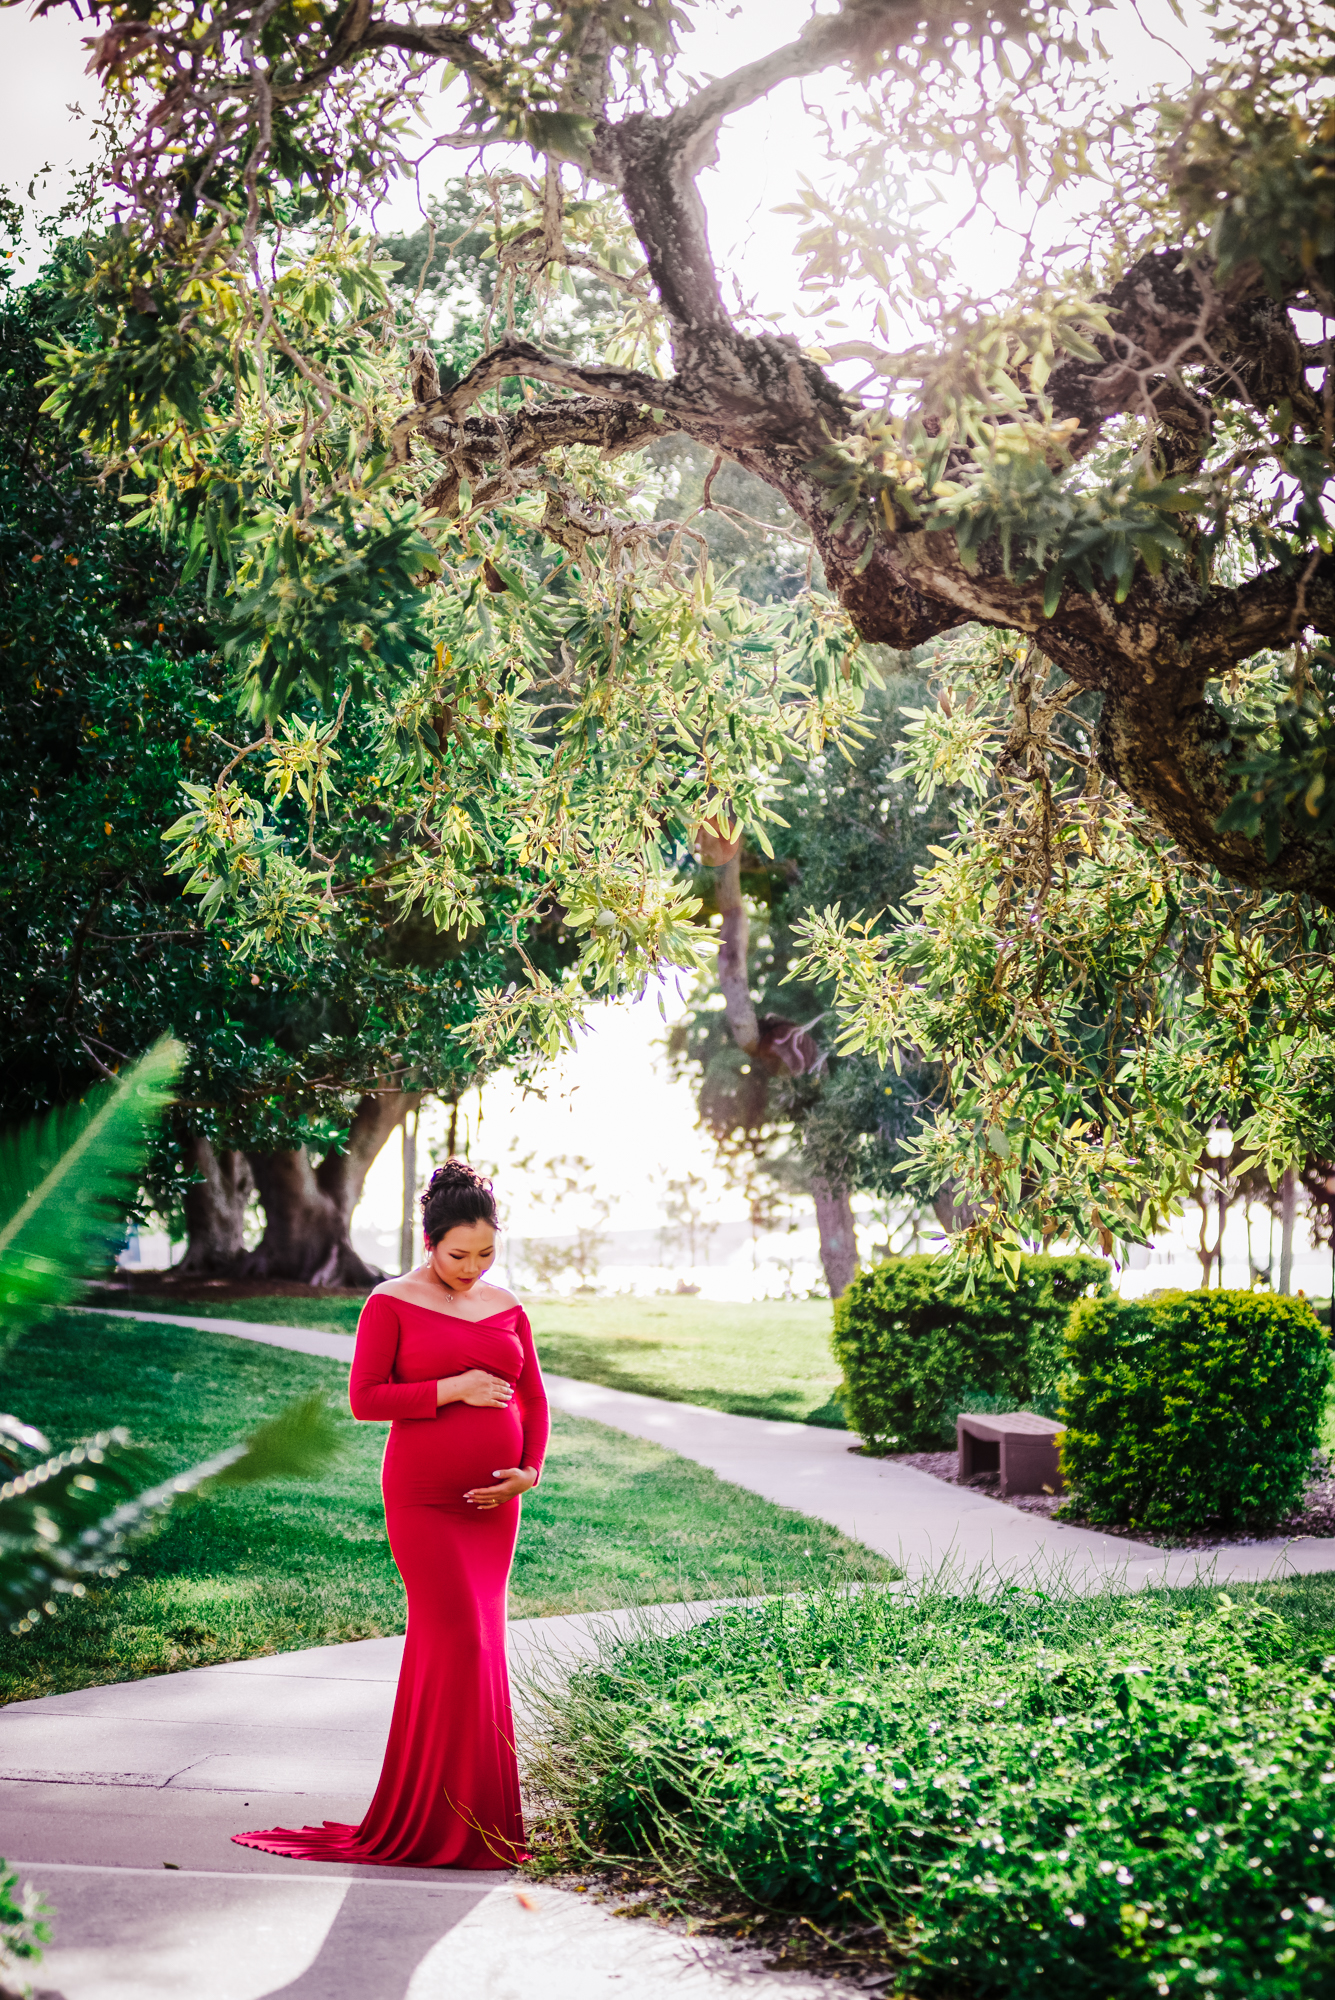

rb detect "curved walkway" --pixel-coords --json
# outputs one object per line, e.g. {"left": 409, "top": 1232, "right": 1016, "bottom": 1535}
{"left": 77, "top": 1305, "right": 1335, "bottom": 1586}
{"left": 11, "top": 1306, "right": 1335, "bottom": 1995}
{"left": 2, "top": 1605, "right": 840, "bottom": 1999}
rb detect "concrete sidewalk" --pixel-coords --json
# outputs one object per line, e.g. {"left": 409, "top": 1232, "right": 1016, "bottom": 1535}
{"left": 78, "top": 1305, "right": 1335, "bottom": 1587}
{"left": 2, "top": 1607, "right": 840, "bottom": 1999}
{"left": 0, "top": 1605, "right": 706, "bottom": 1801}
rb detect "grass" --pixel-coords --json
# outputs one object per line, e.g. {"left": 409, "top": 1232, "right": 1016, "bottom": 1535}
{"left": 106, "top": 1291, "right": 847, "bottom": 1424}
{"left": 0, "top": 1311, "right": 890, "bottom": 1706}
{"left": 530, "top": 1573, "right": 1335, "bottom": 1998}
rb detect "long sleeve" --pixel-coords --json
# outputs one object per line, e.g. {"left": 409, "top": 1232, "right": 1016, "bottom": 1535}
{"left": 513, "top": 1309, "right": 550, "bottom": 1483}
{"left": 349, "top": 1294, "right": 437, "bottom": 1422}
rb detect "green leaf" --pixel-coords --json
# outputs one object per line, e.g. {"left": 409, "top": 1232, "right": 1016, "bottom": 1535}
{"left": 1053, "top": 323, "right": 1104, "bottom": 363}
{"left": 0, "top": 1038, "right": 183, "bottom": 1348}
{"left": 0, "top": 1393, "right": 342, "bottom": 1630}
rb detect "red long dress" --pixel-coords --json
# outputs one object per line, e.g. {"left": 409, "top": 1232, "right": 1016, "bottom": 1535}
{"left": 233, "top": 1293, "right": 549, "bottom": 1869}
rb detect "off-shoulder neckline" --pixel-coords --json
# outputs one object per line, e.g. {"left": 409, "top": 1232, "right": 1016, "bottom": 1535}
{"left": 375, "top": 1294, "right": 522, "bottom": 1329}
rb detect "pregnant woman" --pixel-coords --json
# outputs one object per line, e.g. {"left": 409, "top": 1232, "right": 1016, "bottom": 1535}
{"left": 234, "top": 1158, "right": 549, "bottom": 1868}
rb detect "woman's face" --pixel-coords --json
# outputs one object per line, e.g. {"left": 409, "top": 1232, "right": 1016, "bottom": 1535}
{"left": 427, "top": 1220, "right": 497, "bottom": 1294}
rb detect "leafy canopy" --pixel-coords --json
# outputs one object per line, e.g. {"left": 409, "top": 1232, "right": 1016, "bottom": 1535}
{"left": 9, "top": 0, "right": 1335, "bottom": 1243}
{"left": 0, "top": 229, "right": 553, "bottom": 1202}
{"left": 792, "top": 629, "right": 1335, "bottom": 1266}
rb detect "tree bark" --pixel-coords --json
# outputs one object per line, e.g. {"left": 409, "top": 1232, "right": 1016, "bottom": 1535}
{"left": 713, "top": 852, "right": 760, "bottom": 1055}
{"left": 399, "top": 1104, "right": 419, "bottom": 1275}
{"left": 244, "top": 1090, "right": 421, "bottom": 1286}
{"left": 709, "top": 851, "right": 859, "bottom": 1295}
{"left": 1279, "top": 1166, "right": 1297, "bottom": 1295}
{"left": 176, "top": 1135, "right": 255, "bottom": 1276}
{"left": 813, "top": 1182, "right": 859, "bottom": 1300}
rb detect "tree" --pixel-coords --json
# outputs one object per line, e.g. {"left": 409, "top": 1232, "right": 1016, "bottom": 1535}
{"left": 516, "top": 1153, "right": 613, "bottom": 1290}
{"left": 668, "top": 664, "right": 951, "bottom": 1294}
{"left": 15, "top": 165, "right": 857, "bottom": 1086}
{"left": 14, "top": 0, "right": 1335, "bottom": 1267}
{"left": 0, "top": 223, "right": 549, "bottom": 1282}
{"left": 655, "top": 1168, "right": 718, "bottom": 1275}
{"left": 793, "top": 624, "right": 1335, "bottom": 1267}
{"left": 22, "top": 0, "right": 1335, "bottom": 897}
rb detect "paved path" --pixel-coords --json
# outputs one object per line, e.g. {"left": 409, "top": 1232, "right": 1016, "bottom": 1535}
{"left": 13, "top": 1304, "right": 1335, "bottom": 1995}
{"left": 3, "top": 1607, "right": 840, "bottom": 2000}
{"left": 78, "top": 1305, "right": 1335, "bottom": 1586}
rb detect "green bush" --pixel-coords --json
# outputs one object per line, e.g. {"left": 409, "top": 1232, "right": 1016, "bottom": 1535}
{"left": 831, "top": 1253, "right": 1110, "bottom": 1450}
{"left": 536, "top": 1582, "right": 1335, "bottom": 1999}
{"left": 0, "top": 1862, "right": 47, "bottom": 1996}
{"left": 1060, "top": 1289, "right": 1333, "bottom": 1535}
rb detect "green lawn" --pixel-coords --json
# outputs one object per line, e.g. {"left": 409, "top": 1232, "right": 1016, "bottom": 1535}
{"left": 0, "top": 1311, "right": 889, "bottom": 1706}
{"left": 108, "top": 1291, "right": 847, "bottom": 1423}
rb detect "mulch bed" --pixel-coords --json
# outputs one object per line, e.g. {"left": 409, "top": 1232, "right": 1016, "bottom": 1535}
{"left": 885, "top": 1448, "right": 1335, "bottom": 1548}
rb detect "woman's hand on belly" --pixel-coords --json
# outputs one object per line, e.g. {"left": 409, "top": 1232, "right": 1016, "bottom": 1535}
{"left": 438, "top": 1368, "right": 513, "bottom": 1409}
{"left": 464, "top": 1467, "right": 538, "bottom": 1510}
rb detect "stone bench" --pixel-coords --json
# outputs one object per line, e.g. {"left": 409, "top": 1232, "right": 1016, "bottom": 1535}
{"left": 956, "top": 1411, "right": 1065, "bottom": 1496}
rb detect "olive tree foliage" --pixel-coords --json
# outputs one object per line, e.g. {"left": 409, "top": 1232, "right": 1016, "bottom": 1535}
{"left": 28, "top": 0, "right": 1335, "bottom": 847}
{"left": 793, "top": 627, "right": 1335, "bottom": 1268}
{"left": 11, "top": 0, "right": 1335, "bottom": 1262}
{"left": 13, "top": 0, "right": 874, "bottom": 1076}
{"left": 0, "top": 223, "right": 556, "bottom": 1287}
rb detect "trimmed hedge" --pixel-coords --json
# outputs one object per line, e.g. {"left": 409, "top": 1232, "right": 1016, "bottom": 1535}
{"left": 1060, "top": 1289, "right": 1333, "bottom": 1534}
{"left": 831, "top": 1253, "right": 1110, "bottom": 1451}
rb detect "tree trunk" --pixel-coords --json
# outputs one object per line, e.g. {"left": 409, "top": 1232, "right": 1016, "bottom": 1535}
{"left": 1279, "top": 1166, "right": 1297, "bottom": 1295}
{"left": 175, "top": 1135, "right": 255, "bottom": 1276}
{"left": 399, "top": 1104, "right": 419, "bottom": 1275}
{"left": 708, "top": 849, "right": 858, "bottom": 1297}
{"left": 813, "top": 1181, "right": 859, "bottom": 1300}
{"left": 712, "top": 851, "right": 760, "bottom": 1054}
{"left": 245, "top": 1090, "right": 420, "bottom": 1286}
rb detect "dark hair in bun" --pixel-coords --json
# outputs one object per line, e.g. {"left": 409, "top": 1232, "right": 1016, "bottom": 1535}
{"left": 421, "top": 1158, "right": 499, "bottom": 1246}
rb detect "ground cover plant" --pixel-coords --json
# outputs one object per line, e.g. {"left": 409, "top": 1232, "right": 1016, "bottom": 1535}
{"left": 0, "top": 1863, "right": 45, "bottom": 1999}
{"left": 529, "top": 1576, "right": 1335, "bottom": 1998}
{"left": 1060, "top": 1291, "right": 1333, "bottom": 1537}
{"left": 833, "top": 1253, "right": 1109, "bottom": 1450}
{"left": 105, "top": 1292, "right": 847, "bottom": 1425}
{"left": 0, "top": 1311, "right": 888, "bottom": 1705}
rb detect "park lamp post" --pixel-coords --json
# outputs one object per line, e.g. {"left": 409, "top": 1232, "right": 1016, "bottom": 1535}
{"left": 1205, "top": 1123, "right": 1234, "bottom": 1288}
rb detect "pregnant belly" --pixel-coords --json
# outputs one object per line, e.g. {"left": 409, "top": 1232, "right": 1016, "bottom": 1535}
{"left": 382, "top": 1404, "right": 526, "bottom": 1507}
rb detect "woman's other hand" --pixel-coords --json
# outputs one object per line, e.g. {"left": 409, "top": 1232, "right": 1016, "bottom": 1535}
{"left": 464, "top": 1467, "right": 538, "bottom": 1509}
{"left": 437, "top": 1369, "right": 513, "bottom": 1409}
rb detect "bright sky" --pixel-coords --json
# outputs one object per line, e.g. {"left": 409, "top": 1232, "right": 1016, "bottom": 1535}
{"left": 357, "top": 976, "right": 749, "bottom": 1245}
{"left": 1, "top": 0, "right": 1206, "bottom": 308}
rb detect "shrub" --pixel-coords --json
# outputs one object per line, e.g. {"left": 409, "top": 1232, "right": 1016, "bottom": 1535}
{"left": 534, "top": 1582, "right": 1335, "bottom": 1999}
{"left": 0, "top": 1862, "right": 46, "bottom": 1998}
{"left": 831, "top": 1252, "right": 1110, "bottom": 1450}
{"left": 1060, "top": 1289, "right": 1333, "bottom": 1535}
